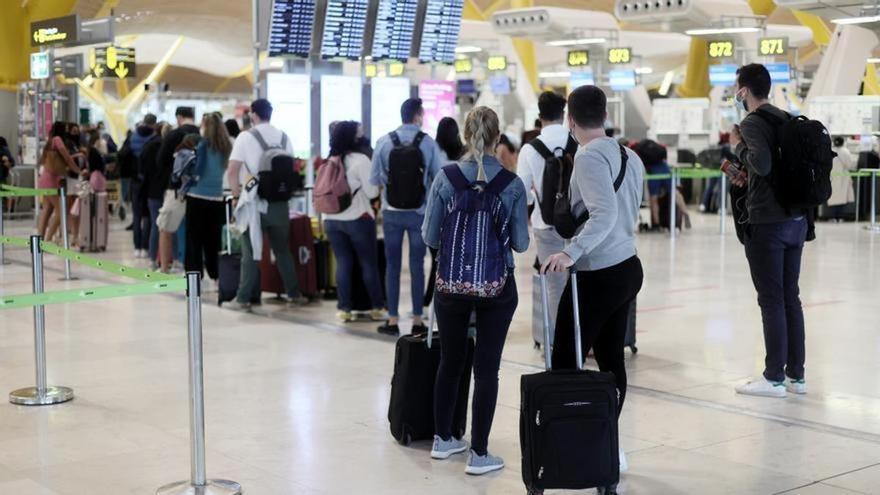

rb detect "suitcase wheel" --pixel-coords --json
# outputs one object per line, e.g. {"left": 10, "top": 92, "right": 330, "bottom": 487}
{"left": 397, "top": 432, "right": 412, "bottom": 446}
{"left": 533, "top": 340, "right": 541, "bottom": 350}
{"left": 629, "top": 345, "right": 638, "bottom": 354}
{"left": 527, "top": 488, "right": 544, "bottom": 495}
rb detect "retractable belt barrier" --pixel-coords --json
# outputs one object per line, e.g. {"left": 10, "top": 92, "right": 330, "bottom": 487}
{"left": 0, "top": 185, "right": 73, "bottom": 278}
{"left": 0, "top": 234, "right": 242, "bottom": 495}
{"left": 0, "top": 184, "right": 59, "bottom": 197}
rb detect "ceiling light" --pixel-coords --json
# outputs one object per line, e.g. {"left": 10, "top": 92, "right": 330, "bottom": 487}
{"left": 831, "top": 15, "right": 880, "bottom": 25}
{"left": 454, "top": 46, "right": 483, "bottom": 54}
{"left": 546, "top": 38, "right": 607, "bottom": 47}
{"left": 269, "top": 59, "right": 284, "bottom": 69}
{"left": 868, "top": 58, "right": 880, "bottom": 63}
{"left": 685, "top": 27, "right": 761, "bottom": 35}
{"left": 659, "top": 70, "right": 675, "bottom": 96}
{"left": 635, "top": 67, "right": 653, "bottom": 74}
{"left": 539, "top": 71, "right": 572, "bottom": 79}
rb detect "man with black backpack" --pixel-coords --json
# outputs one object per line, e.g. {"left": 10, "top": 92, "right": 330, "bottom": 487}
{"left": 370, "top": 98, "right": 445, "bottom": 336}
{"left": 730, "top": 63, "right": 832, "bottom": 398}
{"left": 517, "top": 91, "right": 577, "bottom": 348}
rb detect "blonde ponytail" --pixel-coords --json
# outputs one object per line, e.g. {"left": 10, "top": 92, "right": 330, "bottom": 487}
{"left": 463, "top": 107, "right": 501, "bottom": 183}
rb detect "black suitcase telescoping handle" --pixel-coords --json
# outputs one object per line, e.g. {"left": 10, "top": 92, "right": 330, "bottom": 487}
{"left": 224, "top": 195, "right": 234, "bottom": 256}
{"left": 539, "top": 271, "right": 584, "bottom": 372}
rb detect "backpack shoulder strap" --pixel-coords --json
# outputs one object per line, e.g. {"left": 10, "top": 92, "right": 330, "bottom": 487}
{"left": 486, "top": 168, "right": 517, "bottom": 195}
{"left": 443, "top": 164, "right": 469, "bottom": 190}
{"left": 529, "top": 138, "right": 552, "bottom": 159}
{"left": 613, "top": 144, "right": 628, "bottom": 192}
{"left": 390, "top": 132, "right": 401, "bottom": 147}
{"left": 565, "top": 134, "right": 580, "bottom": 156}
{"left": 280, "top": 132, "right": 289, "bottom": 151}
{"left": 752, "top": 108, "right": 789, "bottom": 127}
{"left": 413, "top": 132, "right": 426, "bottom": 148}
{"left": 249, "top": 128, "right": 271, "bottom": 151}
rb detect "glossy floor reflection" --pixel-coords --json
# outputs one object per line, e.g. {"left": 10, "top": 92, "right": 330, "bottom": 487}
{"left": 0, "top": 212, "right": 878, "bottom": 494}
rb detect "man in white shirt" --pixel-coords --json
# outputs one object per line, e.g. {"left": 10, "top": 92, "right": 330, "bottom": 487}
{"left": 517, "top": 91, "right": 576, "bottom": 347}
{"left": 225, "top": 98, "right": 306, "bottom": 311}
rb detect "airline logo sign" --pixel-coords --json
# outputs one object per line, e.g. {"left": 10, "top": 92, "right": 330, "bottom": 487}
{"left": 31, "top": 15, "right": 80, "bottom": 47}
{"left": 90, "top": 46, "right": 137, "bottom": 79}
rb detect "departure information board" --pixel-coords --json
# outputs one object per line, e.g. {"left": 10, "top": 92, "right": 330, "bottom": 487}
{"left": 321, "top": 0, "right": 369, "bottom": 59}
{"left": 372, "top": 0, "right": 418, "bottom": 61}
{"left": 268, "top": 0, "right": 316, "bottom": 57}
{"left": 418, "top": 0, "right": 464, "bottom": 64}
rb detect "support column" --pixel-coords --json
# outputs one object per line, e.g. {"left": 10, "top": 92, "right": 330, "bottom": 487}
{"left": 677, "top": 39, "right": 711, "bottom": 98}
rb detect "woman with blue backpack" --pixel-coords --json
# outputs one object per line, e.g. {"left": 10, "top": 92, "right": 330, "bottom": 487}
{"left": 422, "top": 106, "right": 529, "bottom": 476}
{"left": 184, "top": 112, "right": 231, "bottom": 283}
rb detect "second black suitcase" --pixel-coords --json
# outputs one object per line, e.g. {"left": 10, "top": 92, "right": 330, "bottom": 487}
{"left": 388, "top": 305, "right": 473, "bottom": 445}
{"left": 520, "top": 273, "right": 620, "bottom": 493}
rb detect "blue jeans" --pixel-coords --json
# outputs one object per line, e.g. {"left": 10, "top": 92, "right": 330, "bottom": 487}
{"left": 745, "top": 218, "right": 808, "bottom": 382}
{"left": 176, "top": 218, "right": 186, "bottom": 262}
{"left": 383, "top": 210, "right": 426, "bottom": 318}
{"left": 147, "top": 198, "right": 163, "bottom": 260}
{"left": 325, "top": 217, "right": 384, "bottom": 312}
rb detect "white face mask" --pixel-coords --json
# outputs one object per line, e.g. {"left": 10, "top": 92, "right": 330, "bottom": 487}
{"left": 734, "top": 89, "right": 749, "bottom": 112}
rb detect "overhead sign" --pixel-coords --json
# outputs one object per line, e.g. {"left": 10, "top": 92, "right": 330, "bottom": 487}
{"left": 371, "top": 0, "right": 418, "bottom": 61}
{"left": 418, "top": 80, "right": 456, "bottom": 137}
{"left": 709, "top": 64, "right": 737, "bottom": 86}
{"left": 30, "top": 52, "right": 50, "bottom": 80}
{"left": 365, "top": 63, "right": 378, "bottom": 78}
{"left": 321, "top": 0, "right": 368, "bottom": 60}
{"left": 388, "top": 61, "right": 406, "bottom": 77}
{"left": 708, "top": 40, "right": 735, "bottom": 59}
{"left": 454, "top": 58, "right": 473, "bottom": 73}
{"left": 758, "top": 37, "right": 788, "bottom": 56}
{"left": 607, "top": 47, "right": 632, "bottom": 64}
{"left": 570, "top": 69, "right": 595, "bottom": 88}
{"left": 487, "top": 55, "right": 507, "bottom": 71}
{"left": 766, "top": 63, "right": 791, "bottom": 83}
{"left": 418, "top": 0, "right": 464, "bottom": 64}
{"left": 609, "top": 69, "right": 636, "bottom": 91}
{"left": 90, "top": 46, "right": 136, "bottom": 79}
{"left": 31, "top": 15, "right": 80, "bottom": 47}
{"left": 567, "top": 50, "right": 590, "bottom": 67}
{"left": 489, "top": 75, "right": 511, "bottom": 95}
{"left": 268, "top": 0, "right": 316, "bottom": 58}
{"left": 457, "top": 79, "right": 477, "bottom": 94}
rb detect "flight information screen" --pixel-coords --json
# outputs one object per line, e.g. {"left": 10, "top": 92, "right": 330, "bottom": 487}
{"left": 371, "top": 0, "right": 418, "bottom": 61}
{"left": 268, "top": 0, "right": 316, "bottom": 58}
{"left": 321, "top": 0, "right": 369, "bottom": 59}
{"left": 418, "top": 0, "right": 464, "bottom": 64}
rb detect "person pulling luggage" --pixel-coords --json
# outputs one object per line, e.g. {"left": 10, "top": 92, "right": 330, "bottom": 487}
{"left": 421, "top": 106, "right": 529, "bottom": 475}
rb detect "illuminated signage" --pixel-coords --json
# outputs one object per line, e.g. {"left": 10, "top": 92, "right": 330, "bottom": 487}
{"left": 609, "top": 69, "right": 636, "bottom": 91}
{"left": 709, "top": 64, "right": 737, "bottom": 86}
{"left": 454, "top": 58, "right": 473, "bottom": 73}
{"left": 607, "top": 47, "right": 632, "bottom": 64}
{"left": 758, "top": 37, "right": 788, "bottom": 56}
{"left": 766, "top": 63, "right": 791, "bottom": 83}
{"left": 487, "top": 55, "right": 507, "bottom": 71}
{"left": 708, "top": 40, "right": 735, "bottom": 59}
{"left": 90, "top": 46, "right": 136, "bottom": 79}
{"left": 388, "top": 62, "right": 406, "bottom": 77}
{"left": 567, "top": 50, "right": 590, "bottom": 67}
{"left": 30, "top": 15, "right": 80, "bottom": 47}
{"left": 570, "top": 70, "right": 595, "bottom": 88}
{"left": 365, "top": 63, "right": 378, "bottom": 78}
{"left": 30, "top": 52, "right": 50, "bottom": 80}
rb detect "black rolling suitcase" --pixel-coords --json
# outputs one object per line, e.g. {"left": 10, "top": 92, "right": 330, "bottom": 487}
{"left": 521, "top": 273, "right": 620, "bottom": 494}
{"left": 388, "top": 304, "right": 473, "bottom": 445}
{"left": 218, "top": 197, "right": 260, "bottom": 306}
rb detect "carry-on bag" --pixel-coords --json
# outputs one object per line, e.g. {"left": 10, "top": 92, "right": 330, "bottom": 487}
{"left": 388, "top": 303, "right": 473, "bottom": 445}
{"left": 520, "top": 272, "right": 620, "bottom": 493}
{"left": 79, "top": 192, "right": 109, "bottom": 252}
{"left": 260, "top": 213, "right": 319, "bottom": 297}
{"left": 218, "top": 197, "right": 259, "bottom": 306}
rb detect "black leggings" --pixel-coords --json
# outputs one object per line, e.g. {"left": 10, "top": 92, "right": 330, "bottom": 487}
{"left": 434, "top": 276, "right": 518, "bottom": 456}
{"left": 552, "top": 256, "right": 643, "bottom": 415}
{"left": 184, "top": 197, "right": 225, "bottom": 280}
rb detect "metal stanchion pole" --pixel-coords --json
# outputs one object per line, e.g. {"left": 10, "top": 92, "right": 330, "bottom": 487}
{"left": 669, "top": 169, "right": 677, "bottom": 240}
{"left": 856, "top": 173, "right": 861, "bottom": 224}
{"left": 9, "top": 235, "right": 74, "bottom": 406}
{"left": 719, "top": 173, "right": 727, "bottom": 236}
{"left": 869, "top": 171, "right": 879, "bottom": 233}
{"left": 0, "top": 204, "right": 7, "bottom": 265}
{"left": 58, "top": 186, "right": 73, "bottom": 280}
{"left": 157, "top": 272, "right": 241, "bottom": 495}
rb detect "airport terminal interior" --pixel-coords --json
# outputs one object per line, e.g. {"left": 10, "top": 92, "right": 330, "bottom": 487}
{"left": 1, "top": 1, "right": 880, "bottom": 494}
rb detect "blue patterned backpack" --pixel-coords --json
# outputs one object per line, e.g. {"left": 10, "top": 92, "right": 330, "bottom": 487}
{"left": 435, "top": 164, "right": 516, "bottom": 299}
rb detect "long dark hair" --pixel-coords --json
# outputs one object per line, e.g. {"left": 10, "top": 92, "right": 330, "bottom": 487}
{"left": 329, "top": 121, "right": 360, "bottom": 158}
{"left": 435, "top": 117, "right": 464, "bottom": 161}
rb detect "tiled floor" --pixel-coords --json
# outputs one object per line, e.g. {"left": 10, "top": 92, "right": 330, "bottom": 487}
{"left": 0, "top": 211, "right": 879, "bottom": 494}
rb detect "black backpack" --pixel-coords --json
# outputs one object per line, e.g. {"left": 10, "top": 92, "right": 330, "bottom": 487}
{"left": 530, "top": 135, "right": 579, "bottom": 227}
{"left": 386, "top": 131, "right": 427, "bottom": 209}
{"left": 553, "top": 143, "right": 628, "bottom": 239}
{"left": 249, "top": 128, "right": 300, "bottom": 202}
{"left": 754, "top": 109, "right": 833, "bottom": 210}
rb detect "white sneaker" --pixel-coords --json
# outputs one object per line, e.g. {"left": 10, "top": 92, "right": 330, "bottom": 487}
{"left": 619, "top": 448, "right": 628, "bottom": 473}
{"left": 786, "top": 378, "right": 807, "bottom": 395}
{"left": 735, "top": 377, "right": 786, "bottom": 398}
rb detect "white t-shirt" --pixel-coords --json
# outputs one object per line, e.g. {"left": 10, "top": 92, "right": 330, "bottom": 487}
{"left": 229, "top": 123, "right": 294, "bottom": 185}
{"left": 516, "top": 124, "right": 571, "bottom": 230}
{"left": 322, "top": 152, "right": 379, "bottom": 222}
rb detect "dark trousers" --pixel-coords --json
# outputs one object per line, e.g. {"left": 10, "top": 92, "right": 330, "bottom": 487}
{"left": 745, "top": 218, "right": 808, "bottom": 382}
{"left": 434, "top": 276, "right": 518, "bottom": 456}
{"left": 184, "top": 197, "right": 225, "bottom": 280}
{"left": 324, "top": 217, "right": 384, "bottom": 311}
{"left": 130, "top": 181, "right": 150, "bottom": 250}
{"left": 552, "top": 257, "right": 644, "bottom": 415}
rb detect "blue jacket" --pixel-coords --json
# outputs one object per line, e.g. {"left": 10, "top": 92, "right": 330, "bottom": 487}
{"left": 422, "top": 155, "right": 530, "bottom": 268}
{"left": 370, "top": 124, "right": 444, "bottom": 214}
{"left": 129, "top": 125, "right": 154, "bottom": 158}
{"left": 187, "top": 140, "right": 225, "bottom": 199}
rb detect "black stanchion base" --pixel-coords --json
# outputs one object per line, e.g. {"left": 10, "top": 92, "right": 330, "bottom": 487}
{"left": 156, "top": 480, "right": 241, "bottom": 495}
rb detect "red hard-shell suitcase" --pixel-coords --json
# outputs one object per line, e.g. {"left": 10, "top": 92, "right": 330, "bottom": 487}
{"left": 260, "top": 213, "right": 318, "bottom": 297}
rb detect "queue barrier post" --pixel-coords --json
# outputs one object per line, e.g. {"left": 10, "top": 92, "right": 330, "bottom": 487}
{"left": 855, "top": 172, "right": 861, "bottom": 224}
{"left": 719, "top": 172, "right": 727, "bottom": 236}
{"left": 0, "top": 205, "right": 6, "bottom": 265}
{"left": 669, "top": 168, "right": 677, "bottom": 240}
{"left": 156, "top": 272, "right": 241, "bottom": 495}
{"left": 58, "top": 185, "right": 74, "bottom": 280}
{"left": 8, "top": 235, "right": 74, "bottom": 406}
{"left": 869, "top": 170, "right": 880, "bottom": 233}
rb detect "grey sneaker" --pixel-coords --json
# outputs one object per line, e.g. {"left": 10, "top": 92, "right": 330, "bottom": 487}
{"left": 465, "top": 450, "right": 505, "bottom": 475}
{"left": 225, "top": 301, "right": 252, "bottom": 313}
{"left": 430, "top": 435, "right": 468, "bottom": 460}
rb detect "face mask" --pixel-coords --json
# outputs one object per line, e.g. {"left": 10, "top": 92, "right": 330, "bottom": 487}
{"left": 734, "top": 89, "right": 749, "bottom": 112}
